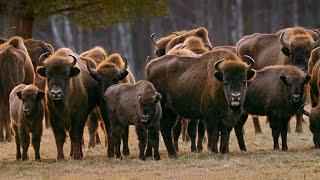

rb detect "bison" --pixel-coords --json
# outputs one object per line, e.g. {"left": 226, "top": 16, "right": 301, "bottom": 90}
{"left": 9, "top": 84, "right": 45, "bottom": 161}
{"left": 80, "top": 46, "right": 109, "bottom": 64}
{"left": 236, "top": 26, "right": 320, "bottom": 133}
{"left": 237, "top": 65, "right": 310, "bottom": 151}
{"left": 0, "top": 36, "right": 34, "bottom": 142}
{"left": 104, "top": 80, "right": 162, "bottom": 160}
{"left": 86, "top": 53, "right": 135, "bottom": 157}
{"left": 36, "top": 48, "right": 99, "bottom": 160}
{"left": 146, "top": 49, "right": 255, "bottom": 157}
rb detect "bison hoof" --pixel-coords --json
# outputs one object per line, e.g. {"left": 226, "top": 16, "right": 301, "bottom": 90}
{"left": 173, "top": 143, "right": 179, "bottom": 152}
{"left": 197, "top": 145, "right": 203, "bottom": 153}
{"left": 6, "top": 136, "right": 12, "bottom": 142}
{"left": 295, "top": 128, "right": 303, "bottom": 134}
{"left": 169, "top": 153, "right": 178, "bottom": 159}
{"left": 282, "top": 147, "right": 288, "bottom": 151}
{"left": 16, "top": 154, "right": 21, "bottom": 160}
{"left": 139, "top": 155, "right": 146, "bottom": 161}
{"left": 154, "top": 154, "right": 161, "bottom": 161}
{"left": 57, "top": 154, "right": 65, "bottom": 160}
{"left": 145, "top": 149, "right": 152, "bottom": 157}
{"left": 191, "top": 145, "right": 197, "bottom": 152}
{"left": 73, "top": 155, "right": 82, "bottom": 160}
{"left": 123, "top": 149, "right": 130, "bottom": 156}
{"left": 88, "top": 142, "right": 95, "bottom": 148}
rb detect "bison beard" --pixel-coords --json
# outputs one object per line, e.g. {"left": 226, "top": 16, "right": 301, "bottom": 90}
{"left": 146, "top": 49, "right": 255, "bottom": 157}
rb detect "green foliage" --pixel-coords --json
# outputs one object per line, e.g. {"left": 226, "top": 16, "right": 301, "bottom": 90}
{"left": 3, "top": 0, "right": 168, "bottom": 30}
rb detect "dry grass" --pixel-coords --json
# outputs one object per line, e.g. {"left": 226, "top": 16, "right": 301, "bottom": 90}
{"left": 1, "top": 115, "right": 320, "bottom": 180}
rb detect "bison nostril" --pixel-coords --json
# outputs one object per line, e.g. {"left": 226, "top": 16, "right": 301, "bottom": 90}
{"left": 24, "top": 109, "right": 30, "bottom": 114}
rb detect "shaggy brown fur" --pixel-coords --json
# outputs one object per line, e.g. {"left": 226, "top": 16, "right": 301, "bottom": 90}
{"left": 36, "top": 48, "right": 99, "bottom": 160}
{"left": 9, "top": 84, "right": 45, "bottom": 161}
{"left": 105, "top": 80, "right": 162, "bottom": 160}
{"left": 238, "top": 65, "right": 310, "bottom": 151}
{"left": 80, "top": 46, "right": 109, "bottom": 64}
{"left": 146, "top": 49, "right": 255, "bottom": 157}
{"left": 165, "top": 27, "right": 212, "bottom": 54}
{"left": 0, "top": 36, "right": 34, "bottom": 142}
{"left": 152, "top": 30, "right": 188, "bottom": 57}
{"left": 213, "top": 46, "right": 236, "bottom": 53}
{"left": 308, "top": 46, "right": 320, "bottom": 75}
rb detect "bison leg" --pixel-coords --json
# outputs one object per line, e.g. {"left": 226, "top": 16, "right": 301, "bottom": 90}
{"left": 294, "top": 110, "right": 304, "bottom": 134}
{"left": 220, "top": 127, "right": 232, "bottom": 154}
{"left": 70, "top": 123, "right": 85, "bottom": 160}
{"left": 148, "top": 125, "right": 161, "bottom": 160}
{"left": 21, "top": 130, "right": 30, "bottom": 161}
{"left": 145, "top": 134, "right": 153, "bottom": 158}
{"left": 235, "top": 113, "right": 248, "bottom": 151}
{"left": 172, "top": 118, "right": 182, "bottom": 152}
{"left": 122, "top": 125, "right": 130, "bottom": 156}
{"left": 112, "top": 126, "right": 122, "bottom": 159}
{"left": 310, "top": 88, "right": 319, "bottom": 108}
{"left": 160, "top": 108, "right": 178, "bottom": 158}
{"left": 0, "top": 119, "right": 4, "bottom": 142}
{"left": 252, "top": 115, "right": 263, "bottom": 134}
{"left": 269, "top": 117, "right": 281, "bottom": 150}
{"left": 281, "top": 119, "right": 289, "bottom": 151}
{"left": 188, "top": 119, "right": 197, "bottom": 152}
{"left": 13, "top": 126, "right": 21, "bottom": 160}
{"left": 136, "top": 124, "right": 147, "bottom": 160}
{"left": 4, "top": 110, "right": 12, "bottom": 142}
{"left": 206, "top": 119, "right": 219, "bottom": 154}
{"left": 44, "top": 103, "right": 50, "bottom": 128}
{"left": 52, "top": 126, "right": 66, "bottom": 160}
{"left": 87, "top": 112, "right": 98, "bottom": 148}
{"left": 32, "top": 132, "right": 41, "bottom": 161}
{"left": 197, "top": 120, "right": 205, "bottom": 152}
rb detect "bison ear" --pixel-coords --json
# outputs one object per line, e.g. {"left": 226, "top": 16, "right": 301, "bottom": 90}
{"left": 214, "top": 71, "right": 223, "bottom": 81}
{"left": 247, "top": 70, "right": 255, "bottom": 80}
{"left": 280, "top": 74, "right": 288, "bottom": 84}
{"left": 281, "top": 47, "right": 290, "bottom": 57}
{"left": 37, "top": 90, "right": 45, "bottom": 100}
{"left": 155, "top": 92, "right": 162, "bottom": 103}
{"left": 305, "top": 74, "right": 311, "bottom": 84}
{"left": 36, "top": 67, "right": 46, "bottom": 77}
{"left": 70, "top": 67, "right": 80, "bottom": 77}
{"left": 119, "top": 71, "right": 129, "bottom": 81}
{"left": 16, "top": 90, "right": 22, "bottom": 99}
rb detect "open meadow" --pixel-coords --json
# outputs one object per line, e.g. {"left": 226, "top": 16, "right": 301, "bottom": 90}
{"left": 1, "top": 114, "right": 320, "bottom": 180}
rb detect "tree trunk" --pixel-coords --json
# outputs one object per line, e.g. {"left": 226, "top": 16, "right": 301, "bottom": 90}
{"left": 21, "top": 16, "right": 34, "bottom": 39}
{"left": 0, "top": 0, "right": 21, "bottom": 38}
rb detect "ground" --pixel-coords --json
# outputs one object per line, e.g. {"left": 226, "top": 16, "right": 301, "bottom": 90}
{"left": 1, "top": 115, "right": 320, "bottom": 180}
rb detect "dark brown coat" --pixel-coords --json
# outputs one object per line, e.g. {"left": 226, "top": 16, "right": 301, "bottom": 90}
{"left": 105, "top": 80, "right": 162, "bottom": 160}
{"left": 240, "top": 65, "right": 310, "bottom": 151}
{"left": 36, "top": 48, "right": 99, "bottom": 160}
{"left": 0, "top": 36, "right": 34, "bottom": 142}
{"left": 146, "top": 49, "right": 255, "bottom": 156}
{"left": 9, "top": 84, "right": 45, "bottom": 161}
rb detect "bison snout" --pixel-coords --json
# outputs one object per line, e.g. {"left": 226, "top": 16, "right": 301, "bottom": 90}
{"left": 141, "top": 114, "right": 150, "bottom": 122}
{"left": 292, "top": 95, "right": 300, "bottom": 102}
{"left": 231, "top": 93, "right": 241, "bottom": 106}
{"left": 23, "top": 109, "right": 30, "bottom": 115}
{"left": 51, "top": 89, "right": 62, "bottom": 100}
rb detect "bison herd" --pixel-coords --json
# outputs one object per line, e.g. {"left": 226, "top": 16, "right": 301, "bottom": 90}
{"left": 1, "top": 26, "right": 320, "bottom": 162}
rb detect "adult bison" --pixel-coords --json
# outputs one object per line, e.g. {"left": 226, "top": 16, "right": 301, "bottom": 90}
{"left": 86, "top": 53, "right": 135, "bottom": 157}
{"left": 236, "top": 65, "right": 310, "bottom": 151}
{"left": 237, "top": 26, "right": 320, "bottom": 133}
{"left": 9, "top": 84, "right": 45, "bottom": 161}
{"left": 105, "top": 80, "right": 162, "bottom": 160}
{"left": 0, "top": 36, "right": 34, "bottom": 142}
{"left": 146, "top": 49, "right": 255, "bottom": 157}
{"left": 36, "top": 48, "right": 99, "bottom": 160}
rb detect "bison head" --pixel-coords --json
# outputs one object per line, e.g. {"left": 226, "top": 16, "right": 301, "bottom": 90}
{"left": 138, "top": 90, "right": 161, "bottom": 123}
{"left": 214, "top": 55, "right": 255, "bottom": 109}
{"left": 279, "top": 72, "right": 310, "bottom": 103}
{"left": 280, "top": 31, "right": 320, "bottom": 71}
{"left": 87, "top": 57, "right": 128, "bottom": 94}
{"left": 36, "top": 53, "right": 80, "bottom": 102}
{"left": 309, "top": 106, "right": 320, "bottom": 149}
{"left": 16, "top": 85, "right": 45, "bottom": 117}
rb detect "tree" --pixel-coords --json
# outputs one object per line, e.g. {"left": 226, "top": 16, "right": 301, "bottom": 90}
{"left": 0, "top": 0, "right": 167, "bottom": 39}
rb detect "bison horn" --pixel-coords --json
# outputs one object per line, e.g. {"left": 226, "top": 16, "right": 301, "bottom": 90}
{"left": 214, "top": 59, "right": 225, "bottom": 72}
{"left": 244, "top": 55, "right": 255, "bottom": 69}
{"left": 300, "top": 104, "right": 310, "bottom": 117}
{"left": 151, "top": 33, "right": 157, "bottom": 46}
{"left": 204, "top": 43, "right": 213, "bottom": 50}
{"left": 86, "top": 59, "right": 98, "bottom": 77}
{"left": 119, "top": 56, "right": 128, "bottom": 75}
{"left": 280, "top": 32, "right": 290, "bottom": 49}
{"left": 145, "top": 56, "right": 150, "bottom": 64}
{"left": 181, "top": 44, "right": 187, "bottom": 49}
{"left": 68, "top": 54, "right": 78, "bottom": 67}
{"left": 39, "top": 52, "right": 49, "bottom": 67}
{"left": 172, "top": 32, "right": 179, "bottom": 36}
{"left": 312, "top": 29, "right": 320, "bottom": 48}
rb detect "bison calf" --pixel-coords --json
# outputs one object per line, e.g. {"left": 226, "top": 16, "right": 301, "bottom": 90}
{"left": 104, "top": 80, "right": 162, "bottom": 160}
{"left": 9, "top": 84, "right": 45, "bottom": 161}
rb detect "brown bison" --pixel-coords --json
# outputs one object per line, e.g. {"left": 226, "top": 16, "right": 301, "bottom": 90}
{"left": 236, "top": 26, "right": 320, "bottom": 133}
{"left": 308, "top": 46, "right": 320, "bottom": 76}
{"left": 80, "top": 46, "right": 109, "bottom": 64}
{"left": 213, "top": 46, "right": 236, "bottom": 53}
{"left": 86, "top": 53, "right": 135, "bottom": 157}
{"left": 146, "top": 49, "right": 255, "bottom": 157}
{"left": 237, "top": 65, "right": 310, "bottom": 151}
{"left": 9, "top": 84, "right": 45, "bottom": 161}
{"left": 104, "top": 80, "right": 162, "bottom": 160}
{"left": 36, "top": 48, "right": 99, "bottom": 160}
{"left": 0, "top": 36, "right": 34, "bottom": 142}
{"left": 24, "top": 39, "right": 54, "bottom": 128}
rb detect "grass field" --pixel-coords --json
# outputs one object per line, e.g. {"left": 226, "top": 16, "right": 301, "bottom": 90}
{"left": 1, "top": 114, "right": 320, "bottom": 180}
